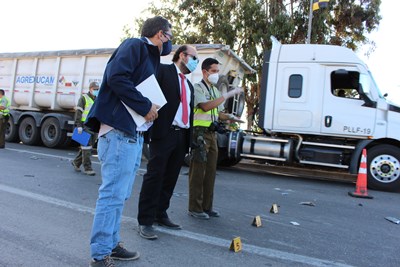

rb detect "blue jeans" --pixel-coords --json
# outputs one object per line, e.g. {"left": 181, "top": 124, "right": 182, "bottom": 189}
{"left": 90, "top": 129, "right": 143, "bottom": 260}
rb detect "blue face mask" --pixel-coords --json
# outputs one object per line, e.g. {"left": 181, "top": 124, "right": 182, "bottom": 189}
{"left": 92, "top": 90, "right": 99, "bottom": 97}
{"left": 161, "top": 40, "right": 172, "bottom": 56}
{"left": 185, "top": 57, "right": 199, "bottom": 73}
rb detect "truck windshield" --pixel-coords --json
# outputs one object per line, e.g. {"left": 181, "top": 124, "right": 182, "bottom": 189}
{"left": 366, "top": 71, "right": 384, "bottom": 98}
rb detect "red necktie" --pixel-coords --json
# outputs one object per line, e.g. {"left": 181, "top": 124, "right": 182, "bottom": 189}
{"left": 179, "top": 73, "right": 188, "bottom": 125}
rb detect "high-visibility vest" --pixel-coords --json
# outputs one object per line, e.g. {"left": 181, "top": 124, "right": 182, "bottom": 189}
{"left": 193, "top": 85, "right": 219, "bottom": 127}
{"left": 81, "top": 94, "right": 94, "bottom": 122}
{"left": 193, "top": 107, "right": 216, "bottom": 127}
{"left": 0, "top": 96, "right": 10, "bottom": 117}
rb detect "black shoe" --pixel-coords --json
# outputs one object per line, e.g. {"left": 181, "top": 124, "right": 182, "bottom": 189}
{"left": 138, "top": 225, "right": 158, "bottom": 240}
{"left": 205, "top": 210, "right": 220, "bottom": 217}
{"left": 155, "top": 217, "right": 182, "bottom": 230}
{"left": 89, "top": 255, "right": 115, "bottom": 267}
{"left": 111, "top": 242, "right": 140, "bottom": 261}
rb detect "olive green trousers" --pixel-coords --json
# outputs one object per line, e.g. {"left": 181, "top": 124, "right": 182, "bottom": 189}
{"left": 188, "top": 128, "right": 218, "bottom": 212}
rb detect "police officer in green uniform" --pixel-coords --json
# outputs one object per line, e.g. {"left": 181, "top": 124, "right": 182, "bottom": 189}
{"left": 71, "top": 82, "right": 99, "bottom": 175}
{"left": 0, "top": 89, "right": 10, "bottom": 149}
{"left": 188, "top": 58, "right": 243, "bottom": 219}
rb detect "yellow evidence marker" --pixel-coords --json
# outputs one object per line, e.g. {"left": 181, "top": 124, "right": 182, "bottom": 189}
{"left": 270, "top": 203, "right": 279, "bottom": 214}
{"left": 252, "top": 215, "right": 262, "bottom": 227}
{"left": 229, "top": 237, "right": 242, "bottom": 252}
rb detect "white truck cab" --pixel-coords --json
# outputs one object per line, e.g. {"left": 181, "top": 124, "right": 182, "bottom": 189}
{"left": 225, "top": 37, "right": 400, "bottom": 191}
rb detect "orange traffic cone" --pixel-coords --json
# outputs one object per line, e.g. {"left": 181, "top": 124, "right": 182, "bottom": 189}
{"left": 348, "top": 149, "right": 373, "bottom": 199}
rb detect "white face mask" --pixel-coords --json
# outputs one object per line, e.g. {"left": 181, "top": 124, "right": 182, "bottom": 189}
{"left": 208, "top": 73, "right": 219, "bottom": 85}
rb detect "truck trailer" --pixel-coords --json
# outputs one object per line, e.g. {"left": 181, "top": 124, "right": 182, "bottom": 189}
{"left": 0, "top": 44, "right": 253, "bottom": 148}
{"left": 220, "top": 37, "right": 400, "bottom": 191}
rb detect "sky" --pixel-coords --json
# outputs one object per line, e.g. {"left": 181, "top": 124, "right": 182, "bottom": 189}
{"left": 0, "top": 0, "right": 153, "bottom": 51}
{"left": 0, "top": 0, "right": 398, "bottom": 103}
{"left": 357, "top": 0, "right": 400, "bottom": 103}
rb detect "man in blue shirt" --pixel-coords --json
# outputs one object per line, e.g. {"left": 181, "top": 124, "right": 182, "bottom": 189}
{"left": 85, "top": 16, "right": 173, "bottom": 267}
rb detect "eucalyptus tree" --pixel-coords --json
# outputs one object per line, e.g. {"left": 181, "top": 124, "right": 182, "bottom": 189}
{"left": 125, "top": 0, "right": 381, "bottom": 129}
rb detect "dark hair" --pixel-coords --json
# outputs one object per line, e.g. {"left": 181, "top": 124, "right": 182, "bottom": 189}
{"left": 0, "top": 89, "right": 4, "bottom": 95}
{"left": 172, "top": 45, "right": 188, "bottom": 63}
{"left": 141, "top": 16, "right": 171, "bottom": 38}
{"left": 201, "top": 58, "right": 219, "bottom": 71}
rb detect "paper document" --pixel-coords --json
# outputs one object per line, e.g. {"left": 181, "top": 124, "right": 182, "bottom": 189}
{"left": 121, "top": 74, "right": 166, "bottom": 131}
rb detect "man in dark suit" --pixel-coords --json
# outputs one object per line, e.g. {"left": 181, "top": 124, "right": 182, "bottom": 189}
{"left": 138, "top": 45, "right": 199, "bottom": 240}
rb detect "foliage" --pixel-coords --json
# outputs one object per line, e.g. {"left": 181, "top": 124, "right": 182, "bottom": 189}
{"left": 124, "top": 0, "right": 381, "bottom": 130}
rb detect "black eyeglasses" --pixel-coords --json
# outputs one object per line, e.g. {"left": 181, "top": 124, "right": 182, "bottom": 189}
{"left": 184, "top": 53, "right": 199, "bottom": 62}
{"left": 163, "top": 32, "right": 173, "bottom": 40}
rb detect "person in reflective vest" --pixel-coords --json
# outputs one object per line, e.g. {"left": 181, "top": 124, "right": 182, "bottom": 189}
{"left": 71, "top": 82, "right": 99, "bottom": 175}
{"left": 188, "top": 58, "right": 243, "bottom": 219}
{"left": 0, "top": 89, "right": 10, "bottom": 149}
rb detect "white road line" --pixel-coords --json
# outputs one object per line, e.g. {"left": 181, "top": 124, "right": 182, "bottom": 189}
{"left": 5, "top": 147, "right": 76, "bottom": 161}
{"left": 0, "top": 183, "right": 352, "bottom": 267}
{"left": 4, "top": 147, "right": 147, "bottom": 171}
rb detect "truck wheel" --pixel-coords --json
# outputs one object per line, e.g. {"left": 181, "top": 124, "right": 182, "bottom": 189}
{"left": 217, "top": 75, "right": 230, "bottom": 95}
{"left": 18, "top": 117, "right": 41, "bottom": 146}
{"left": 41, "top": 117, "right": 68, "bottom": 148}
{"left": 217, "top": 75, "right": 245, "bottom": 117}
{"left": 5, "top": 117, "right": 20, "bottom": 142}
{"left": 367, "top": 145, "right": 400, "bottom": 191}
{"left": 217, "top": 75, "right": 230, "bottom": 109}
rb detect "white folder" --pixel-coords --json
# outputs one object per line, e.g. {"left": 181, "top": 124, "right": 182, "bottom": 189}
{"left": 121, "top": 74, "right": 167, "bottom": 131}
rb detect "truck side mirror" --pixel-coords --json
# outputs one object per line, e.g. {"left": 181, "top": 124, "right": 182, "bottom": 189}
{"left": 358, "top": 83, "right": 375, "bottom": 107}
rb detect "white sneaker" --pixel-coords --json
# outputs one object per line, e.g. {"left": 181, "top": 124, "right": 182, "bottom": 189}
{"left": 188, "top": 211, "right": 210, "bottom": 220}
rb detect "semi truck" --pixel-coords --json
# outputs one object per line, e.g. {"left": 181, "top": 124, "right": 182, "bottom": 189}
{"left": 3, "top": 38, "right": 399, "bottom": 191}
{"left": 0, "top": 44, "right": 253, "bottom": 148}
{"left": 218, "top": 37, "right": 400, "bottom": 191}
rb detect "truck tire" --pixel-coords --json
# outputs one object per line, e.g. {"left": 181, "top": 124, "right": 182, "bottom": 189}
{"left": 217, "top": 75, "right": 230, "bottom": 109}
{"left": 5, "top": 117, "right": 20, "bottom": 142}
{"left": 40, "top": 117, "right": 68, "bottom": 148}
{"left": 367, "top": 144, "right": 400, "bottom": 191}
{"left": 18, "top": 117, "right": 41, "bottom": 146}
{"left": 217, "top": 75, "right": 230, "bottom": 95}
{"left": 217, "top": 75, "right": 245, "bottom": 117}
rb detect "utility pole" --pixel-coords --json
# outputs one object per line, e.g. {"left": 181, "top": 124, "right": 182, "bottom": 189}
{"left": 306, "top": 0, "right": 313, "bottom": 44}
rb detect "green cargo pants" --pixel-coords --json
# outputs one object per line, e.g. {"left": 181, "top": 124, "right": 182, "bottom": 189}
{"left": 73, "top": 131, "right": 96, "bottom": 171}
{"left": 0, "top": 116, "right": 9, "bottom": 148}
{"left": 188, "top": 127, "right": 218, "bottom": 212}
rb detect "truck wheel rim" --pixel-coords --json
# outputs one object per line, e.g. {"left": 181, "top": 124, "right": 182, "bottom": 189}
{"left": 370, "top": 154, "right": 400, "bottom": 183}
{"left": 47, "top": 125, "right": 56, "bottom": 139}
{"left": 25, "top": 126, "right": 33, "bottom": 138}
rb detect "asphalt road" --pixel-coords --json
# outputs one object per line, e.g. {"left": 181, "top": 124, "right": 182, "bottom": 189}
{"left": 0, "top": 142, "right": 399, "bottom": 267}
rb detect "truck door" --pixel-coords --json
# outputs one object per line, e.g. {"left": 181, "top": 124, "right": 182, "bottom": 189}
{"left": 271, "top": 64, "right": 324, "bottom": 133}
{"left": 321, "top": 67, "right": 376, "bottom": 137}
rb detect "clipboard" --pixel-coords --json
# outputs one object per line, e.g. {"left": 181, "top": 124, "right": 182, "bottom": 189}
{"left": 72, "top": 128, "right": 91, "bottom": 146}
